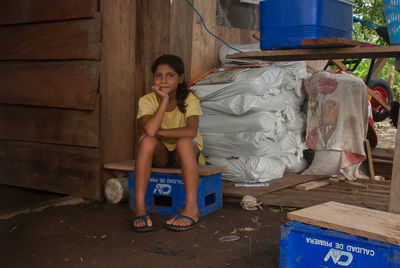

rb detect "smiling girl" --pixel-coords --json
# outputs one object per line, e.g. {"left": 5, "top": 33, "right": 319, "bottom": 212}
{"left": 132, "top": 55, "right": 203, "bottom": 232}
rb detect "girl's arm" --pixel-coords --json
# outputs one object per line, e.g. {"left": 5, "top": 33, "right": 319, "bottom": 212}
{"left": 141, "top": 88, "right": 169, "bottom": 137}
{"left": 156, "top": 115, "right": 199, "bottom": 139}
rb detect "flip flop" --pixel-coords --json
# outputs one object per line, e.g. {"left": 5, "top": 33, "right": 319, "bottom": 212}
{"left": 132, "top": 214, "right": 154, "bottom": 233}
{"left": 165, "top": 214, "right": 199, "bottom": 232}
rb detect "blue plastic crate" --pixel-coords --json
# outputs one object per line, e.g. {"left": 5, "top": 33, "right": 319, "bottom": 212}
{"left": 128, "top": 171, "right": 222, "bottom": 216}
{"left": 280, "top": 221, "right": 400, "bottom": 268}
{"left": 260, "top": 0, "right": 354, "bottom": 50}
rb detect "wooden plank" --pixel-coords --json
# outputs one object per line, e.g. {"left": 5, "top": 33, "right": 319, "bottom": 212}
{"left": 373, "top": 163, "right": 393, "bottom": 179}
{"left": 190, "top": 0, "right": 216, "bottom": 81}
{"left": 0, "top": 196, "right": 86, "bottom": 220}
{"left": 0, "top": 18, "right": 100, "bottom": 60}
{"left": 223, "top": 173, "right": 325, "bottom": 197}
{"left": 371, "top": 147, "right": 394, "bottom": 160}
{"left": 365, "top": 139, "right": 375, "bottom": 179}
{"left": 0, "top": 0, "right": 98, "bottom": 26}
{"left": 373, "top": 158, "right": 393, "bottom": 164}
{"left": 104, "top": 160, "right": 227, "bottom": 176}
{"left": 100, "top": 0, "right": 136, "bottom": 172}
{"left": 0, "top": 101, "right": 99, "bottom": 147}
{"left": 295, "top": 180, "right": 330, "bottom": 191}
{"left": 367, "top": 86, "right": 392, "bottom": 111}
{"left": 389, "top": 110, "right": 400, "bottom": 213}
{"left": 258, "top": 188, "right": 389, "bottom": 211}
{"left": 133, "top": 0, "right": 170, "bottom": 156}
{"left": 366, "top": 58, "right": 390, "bottom": 81}
{"left": 0, "top": 141, "right": 100, "bottom": 199}
{"left": 287, "top": 201, "right": 400, "bottom": 245}
{"left": 228, "top": 46, "right": 400, "bottom": 62}
{"left": 0, "top": 61, "right": 99, "bottom": 110}
{"left": 170, "top": 0, "right": 193, "bottom": 82}
{"left": 301, "top": 37, "right": 372, "bottom": 48}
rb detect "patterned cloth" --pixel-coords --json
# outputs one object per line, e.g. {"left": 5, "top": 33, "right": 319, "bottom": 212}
{"left": 303, "top": 71, "right": 369, "bottom": 180}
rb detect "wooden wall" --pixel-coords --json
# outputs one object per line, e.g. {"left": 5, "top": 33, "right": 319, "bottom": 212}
{"left": 0, "top": 0, "right": 263, "bottom": 200}
{"left": 0, "top": 0, "right": 101, "bottom": 199}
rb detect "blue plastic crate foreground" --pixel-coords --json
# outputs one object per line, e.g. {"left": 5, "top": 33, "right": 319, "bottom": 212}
{"left": 260, "top": 0, "right": 354, "bottom": 50}
{"left": 280, "top": 221, "right": 400, "bottom": 268}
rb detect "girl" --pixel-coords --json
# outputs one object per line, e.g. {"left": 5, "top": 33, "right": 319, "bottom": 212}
{"left": 132, "top": 54, "right": 203, "bottom": 232}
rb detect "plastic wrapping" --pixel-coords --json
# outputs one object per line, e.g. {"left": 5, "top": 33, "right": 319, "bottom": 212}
{"left": 196, "top": 59, "right": 309, "bottom": 182}
{"left": 200, "top": 111, "right": 285, "bottom": 141}
{"left": 200, "top": 90, "right": 304, "bottom": 116}
{"left": 192, "top": 63, "right": 308, "bottom": 101}
{"left": 205, "top": 155, "right": 286, "bottom": 182}
{"left": 201, "top": 131, "right": 281, "bottom": 158}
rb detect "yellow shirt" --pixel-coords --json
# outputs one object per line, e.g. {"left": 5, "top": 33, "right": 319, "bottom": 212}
{"left": 137, "top": 92, "right": 203, "bottom": 151}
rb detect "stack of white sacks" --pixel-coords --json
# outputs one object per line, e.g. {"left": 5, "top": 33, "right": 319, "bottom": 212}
{"left": 191, "top": 56, "right": 310, "bottom": 183}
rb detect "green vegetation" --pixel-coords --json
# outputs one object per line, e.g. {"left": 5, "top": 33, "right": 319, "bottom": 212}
{"left": 352, "top": 0, "right": 400, "bottom": 99}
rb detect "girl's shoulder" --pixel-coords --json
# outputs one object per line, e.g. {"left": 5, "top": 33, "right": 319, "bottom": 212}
{"left": 186, "top": 91, "right": 200, "bottom": 101}
{"left": 140, "top": 92, "right": 157, "bottom": 102}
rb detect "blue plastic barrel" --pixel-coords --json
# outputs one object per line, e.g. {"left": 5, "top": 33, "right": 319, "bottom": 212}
{"left": 383, "top": 0, "right": 400, "bottom": 45}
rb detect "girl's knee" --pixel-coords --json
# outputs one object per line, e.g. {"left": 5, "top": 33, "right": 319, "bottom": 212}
{"left": 138, "top": 135, "right": 158, "bottom": 149}
{"left": 176, "top": 138, "right": 196, "bottom": 154}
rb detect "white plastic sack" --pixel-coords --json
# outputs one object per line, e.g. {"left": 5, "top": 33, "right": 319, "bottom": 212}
{"left": 202, "top": 131, "right": 281, "bottom": 158}
{"left": 281, "top": 156, "right": 309, "bottom": 173}
{"left": 192, "top": 64, "right": 307, "bottom": 101}
{"left": 199, "top": 111, "right": 285, "bottom": 142}
{"left": 200, "top": 90, "right": 304, "bottom": 116}
{"left": 219, "top": 43, "right": 261, "bottom": 64}
{"left": 205, "top": 155, "right": 286, "bottom": 183}
{"left": 277, "top": 131, "right": 309, "bottom": 173}
{"left": 284, "top": 111, "right": 307, "bottom": 134}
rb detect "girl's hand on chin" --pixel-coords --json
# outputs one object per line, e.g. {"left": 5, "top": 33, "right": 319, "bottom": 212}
{"left": 152, "top": 85, "right": 169, "bottom": 99}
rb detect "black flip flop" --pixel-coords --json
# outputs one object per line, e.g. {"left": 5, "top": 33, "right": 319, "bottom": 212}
{"left": 132, "top": 214, "right": 154, "bottom": 233}
{"left": 165, "top": 214, "right": 199, "bottom": 232}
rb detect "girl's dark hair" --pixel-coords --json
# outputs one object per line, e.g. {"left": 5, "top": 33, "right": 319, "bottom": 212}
{"left": 151, "top": 54, "right": 189, "bottom": 113}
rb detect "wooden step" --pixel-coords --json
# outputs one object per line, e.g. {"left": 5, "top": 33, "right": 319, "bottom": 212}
{"left": 287, "top": 201, "right": 400, "bottom": 245}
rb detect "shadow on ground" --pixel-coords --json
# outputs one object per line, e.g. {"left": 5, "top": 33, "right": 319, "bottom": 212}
{"left": 0, "top": 186, "right": 287, "bottom": 268}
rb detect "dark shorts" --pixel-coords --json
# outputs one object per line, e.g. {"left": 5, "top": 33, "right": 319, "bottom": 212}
{"left": 166, "top": 149, "right": 201, "bottom": 168}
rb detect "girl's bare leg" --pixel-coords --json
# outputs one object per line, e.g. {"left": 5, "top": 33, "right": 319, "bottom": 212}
{"left": 166, "top": 138, "right": 199, "bottom": 226}
{"left": 133, "top": 135, "right": 168, "bottom": 228}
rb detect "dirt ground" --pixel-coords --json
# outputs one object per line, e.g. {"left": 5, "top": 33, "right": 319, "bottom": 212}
{"left": 0, "top": 118, "right": 396, "bottom": 268}
{"left": 0, "top": 187, "right": 287, "bottom": 268}
{"left": 375, "top": 118, "right": 397, "bottom": 149}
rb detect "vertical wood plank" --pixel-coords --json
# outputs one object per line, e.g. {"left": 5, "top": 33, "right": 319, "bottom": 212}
{"left": 365, "top": 139, "right": 375, "bottom": 180}
{"left": 100, "top": 0, "right": 136, "bottom": 168}
{"left": 0, "top": 0, "right": 98, "bottom": 25}
{"left": 190, "top": 0, "right": 216, "bottom": 81}
{"left": 170, "top": 0, "right": 193, "bottom": 82}
{"left": 389, "top": 109, "right": 400, "bottom": 213}
{"left": 134, "top": 0, "right": 171, "bottom": 151}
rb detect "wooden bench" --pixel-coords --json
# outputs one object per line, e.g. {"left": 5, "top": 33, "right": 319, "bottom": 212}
{"left": 104, "top": 159, "right": 226, "bottom": 176}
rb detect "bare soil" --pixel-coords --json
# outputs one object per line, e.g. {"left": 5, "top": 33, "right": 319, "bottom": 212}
{"left": 0, "top": 190, "right": 286, "bottom": 268}
{"left": 0, "top": 116, "right": 396, "bottom": 268}
{"left": 375, "top": 118, "right": 397, "bottom": 149}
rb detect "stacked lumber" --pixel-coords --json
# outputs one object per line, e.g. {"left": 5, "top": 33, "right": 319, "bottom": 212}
{"left": 372, "top": 148, "right": 394, "bottom": 179}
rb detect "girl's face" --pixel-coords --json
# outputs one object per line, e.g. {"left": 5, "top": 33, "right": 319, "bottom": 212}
{"left": 153, "top": 64, "right": 184, "bottom": 96}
